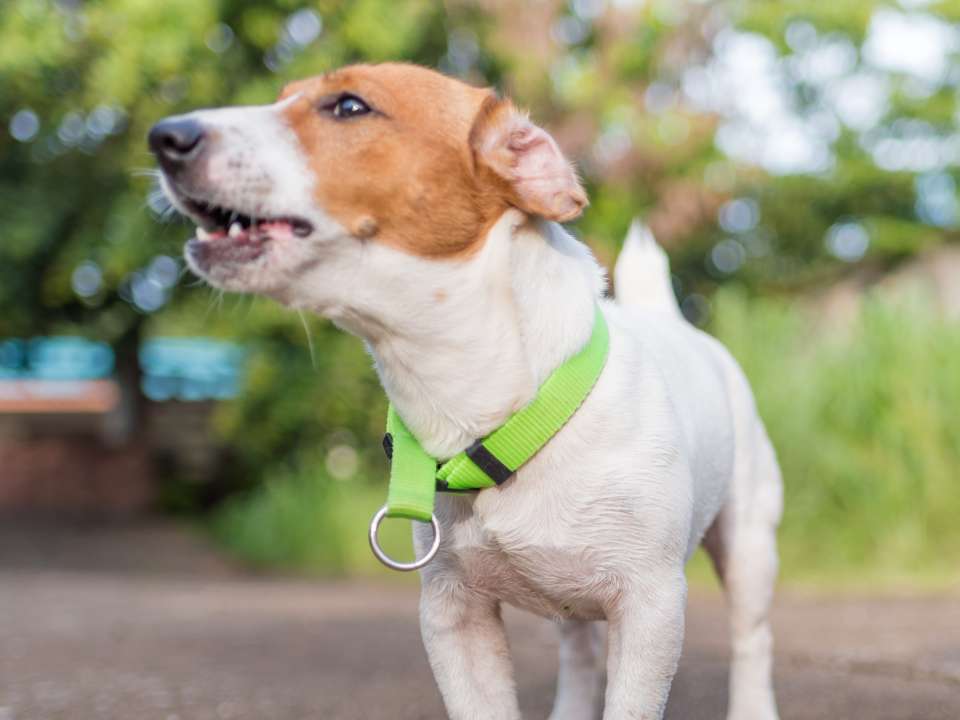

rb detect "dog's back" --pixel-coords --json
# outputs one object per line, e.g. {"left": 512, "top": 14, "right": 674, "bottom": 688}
{"left": 612, "top": 221, "right": 782, "bottom": 556}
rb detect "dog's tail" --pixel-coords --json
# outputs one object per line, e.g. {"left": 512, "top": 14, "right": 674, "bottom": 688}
{"left": 613, "top": 219, "right": 682, "bottom": 318}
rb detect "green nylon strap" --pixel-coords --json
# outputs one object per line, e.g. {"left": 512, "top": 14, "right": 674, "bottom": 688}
{"left": 385, "top": 405, "right": 438, "bottom": 521}
{"left": 384, "top": 307, "right": 610, "bottom": 522}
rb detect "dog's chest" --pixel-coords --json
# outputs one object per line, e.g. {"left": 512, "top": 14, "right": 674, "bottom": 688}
{"left": 458, "top": 538, "right": 610, "bottom": 621}
{"left": 434, "top": 496, "right": 619, "bottom": 621}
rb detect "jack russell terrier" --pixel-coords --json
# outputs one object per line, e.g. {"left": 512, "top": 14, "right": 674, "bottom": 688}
{"left": 149, "top": 62, "right": 782, "bottom": 720}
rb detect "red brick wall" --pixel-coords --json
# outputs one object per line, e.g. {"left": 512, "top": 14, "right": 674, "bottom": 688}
{"left": 0, "top": 436, "right": 154, "bottom": 516}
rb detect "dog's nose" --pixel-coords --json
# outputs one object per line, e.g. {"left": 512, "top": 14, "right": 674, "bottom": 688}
{"left": 148, "top": 117, "right": 205, "bottom": 171}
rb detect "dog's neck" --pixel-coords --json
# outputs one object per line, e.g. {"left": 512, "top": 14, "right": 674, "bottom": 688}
{"left": 324, "top": 210, "right": 605, "bottom": 459}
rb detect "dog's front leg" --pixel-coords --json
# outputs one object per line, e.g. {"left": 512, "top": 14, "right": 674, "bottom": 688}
{"left": 419, "top": 579, "right": 522, "bottom": 720}
{"left": 603, "top": 570, "right": 687, "bottom": 720}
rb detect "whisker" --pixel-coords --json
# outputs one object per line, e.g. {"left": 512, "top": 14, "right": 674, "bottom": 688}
{"left": 230, "top": 293, "right": 248, "bottom": 317}
{"left": 203, "top": 288, "right": 222, "bottom": 321}
{"left": 143, "top": 183, "right": 179, "bottom": 222}
{"left": 298, "top": 309, "right": 318, "bottom": 370}
{"left": 236, "top": 293, "right": 257, "bottom": 321}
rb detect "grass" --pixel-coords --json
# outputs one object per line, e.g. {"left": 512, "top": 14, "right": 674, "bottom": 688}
{"left": 712, "top": 289, "right": 960, "bottom": 589}
{"left": 211, "top": 455, "right": 421, "bottom": 580}
{"left": 212, "top": 290, "right": 960, "bottom": 590}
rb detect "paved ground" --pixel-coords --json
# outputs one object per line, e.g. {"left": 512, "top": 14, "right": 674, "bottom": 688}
{"left": 0, "top": 520, "right": 957, "bottom": 720}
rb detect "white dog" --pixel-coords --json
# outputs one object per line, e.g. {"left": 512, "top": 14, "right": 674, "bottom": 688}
{"left": 150, "top": 63, "right": 782, "bottom": 720}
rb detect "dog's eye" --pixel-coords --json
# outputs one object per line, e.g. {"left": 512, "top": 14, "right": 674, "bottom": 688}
{"left": 332, "top": 94, "right": 371, "bottom": 119}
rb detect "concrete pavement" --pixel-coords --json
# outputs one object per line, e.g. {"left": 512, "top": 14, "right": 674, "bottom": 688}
{"left": 0, "top": 521, "right": 956, "bottom": 719}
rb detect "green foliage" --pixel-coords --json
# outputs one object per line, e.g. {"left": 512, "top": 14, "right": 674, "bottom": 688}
{"left": 211, "top": 458, "right": 415, "bottom": 577}
{"left": 211, "top": 457, "right": 350, "bottom": 573}
{"left": 713, "top": 290, "right": 960, "bottom": 584}
{"left": 341, "top": 0, "right": 437, "bottom": 60}
{"left": 738, "top": 2, "right": 875, "bottom": 42}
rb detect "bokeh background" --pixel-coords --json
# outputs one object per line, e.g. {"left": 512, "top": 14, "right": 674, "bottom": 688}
{"left": 2, "top": 0, "right": 959, "bottom": 588}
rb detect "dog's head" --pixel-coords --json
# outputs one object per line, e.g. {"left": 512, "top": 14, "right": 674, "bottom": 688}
{"left": 149, "top": 62, "right": 586, "bottom": 310}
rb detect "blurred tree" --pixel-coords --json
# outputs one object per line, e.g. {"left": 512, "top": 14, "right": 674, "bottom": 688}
{"left": 2, "top": 0, "right": 958, "bottom": 497}
{"left": 0, "top": 0, "right": 463, "bottom": 489}
{"left": 466, "top": 0, "right": 960, "bottom": 310}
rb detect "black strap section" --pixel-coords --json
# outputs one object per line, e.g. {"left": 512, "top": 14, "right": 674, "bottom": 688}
{"left": 382, "top": 433, "right": 393, "bottom": 461}
{"left": 465, "top": 440, "right": 513, "bottom": 485}
{"left": 435, "top": 480, "right": 477, "bottom": 493}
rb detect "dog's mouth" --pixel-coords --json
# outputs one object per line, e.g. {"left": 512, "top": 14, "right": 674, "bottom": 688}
{"left": 185, "top": 197, "right": 313, "bottom": 241}
{"left": 180, "top": 197, "right": 314, "bottom": 270}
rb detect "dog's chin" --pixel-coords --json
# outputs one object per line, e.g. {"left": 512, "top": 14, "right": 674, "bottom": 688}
{"left": 184, "top": 236, "right": 277, "bottom": 294}
{"left": 183, "top": 228, "right": 300, "bottom": 295}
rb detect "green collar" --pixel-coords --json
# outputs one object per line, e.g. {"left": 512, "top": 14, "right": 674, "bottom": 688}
{"left": 381, "top": 307, "right": 610, "bottom": 524}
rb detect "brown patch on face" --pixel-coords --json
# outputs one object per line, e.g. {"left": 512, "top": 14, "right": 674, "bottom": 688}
{"left": 280, "top": 63, "right": 515, "bottom": 258}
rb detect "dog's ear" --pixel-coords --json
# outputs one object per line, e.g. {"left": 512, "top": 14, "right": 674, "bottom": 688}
{"left": 470, "top": 95, "right": 587, "bottom": 223}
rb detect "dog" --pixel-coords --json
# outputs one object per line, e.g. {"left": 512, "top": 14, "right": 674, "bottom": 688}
{"left": 149, "top": 62, "right": 782, "bottom": 720}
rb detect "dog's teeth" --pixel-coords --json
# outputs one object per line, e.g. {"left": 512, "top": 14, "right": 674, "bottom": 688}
{"left": 229, "top": 222, "right": 243, "bottom": 238}
{"left": 196, "top": 227, "right": 212, "bottom": 241}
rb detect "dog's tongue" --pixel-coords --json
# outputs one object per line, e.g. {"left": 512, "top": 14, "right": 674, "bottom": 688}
{"left": 257, "top": 220, "right": 295, "bottom": 237}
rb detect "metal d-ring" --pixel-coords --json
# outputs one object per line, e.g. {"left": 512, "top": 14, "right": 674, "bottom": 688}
{"left": 368, "top": 505, "right": 441, "bottom": 572}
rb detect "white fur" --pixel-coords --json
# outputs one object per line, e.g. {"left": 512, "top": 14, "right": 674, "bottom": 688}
{"left": 158, "top": 100, "right": 783, "bottom": 720}
{"left": 614, "top": 220, "right": 682, "bottom": 319}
